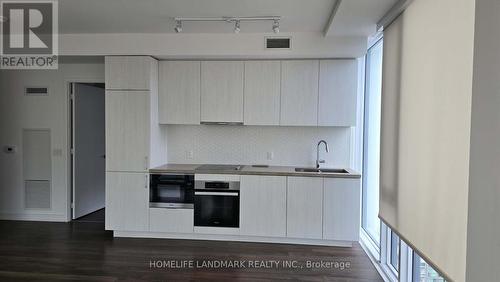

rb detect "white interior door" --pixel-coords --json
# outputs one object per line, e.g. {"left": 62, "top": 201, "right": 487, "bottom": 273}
{"left": 72, "top": 83, "right": 105, "bottom": 219}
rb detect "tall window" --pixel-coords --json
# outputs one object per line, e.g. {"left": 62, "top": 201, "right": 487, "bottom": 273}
{"left": 360, "top": 36, "right": 446, "bottom": 282}
{"left": 362, "top": 39, "right": 383, "bottom": 245}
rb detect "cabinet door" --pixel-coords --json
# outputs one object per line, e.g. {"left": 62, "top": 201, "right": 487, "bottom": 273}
{"left": 159, "top": 61, "right": 201, "bottom": 124}
{"left": 244, "top": 61, "right": 281, "bottom": 125}
{"left": 105, "top": 172, "right": 149, "bottom": 231}
{"left": 323, "top": 178, "right": 361, "bottom": 241}
{"left": 201, "top": 61, "right": 244, "bottom": 123}
{"left": 240, "top": 175, "right": 286, "bottom": 237}
{"left": 280, "top": 60, "right": 319, "bottom": 126}
{"left": 286, "top": 177, "right": 323, "bottom": 239}
{"left": 105, "top": 56, "right": 155, "bottom": 90}
{"left": 319, "top": 60, "right": 358, "bottom": 126}
{"left": 105, "top": 91, "right": 149, "bottom": 172}
{"left": 149, "top": 208, "right": 194, "bottom": 233}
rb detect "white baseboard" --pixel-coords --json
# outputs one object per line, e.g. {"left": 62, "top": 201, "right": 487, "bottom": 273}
{"left": 0, "top": 212, "right": 69, "bottom": 222}
{"left": 114, "top": 230, "right": 353, "bottom": 247}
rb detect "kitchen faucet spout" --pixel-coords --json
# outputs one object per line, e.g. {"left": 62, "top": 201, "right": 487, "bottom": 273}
{"left": 316, "top": 140, "right": 329, "bottom": 169}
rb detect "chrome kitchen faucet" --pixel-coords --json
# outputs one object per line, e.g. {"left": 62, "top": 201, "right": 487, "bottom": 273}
{"left": 316, "top": 140, "right": 329, "bottom": 169}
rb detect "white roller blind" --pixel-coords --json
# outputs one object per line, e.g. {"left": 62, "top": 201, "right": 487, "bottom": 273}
{"left": 379, "top": 0, "right": 476, "bottom": 281}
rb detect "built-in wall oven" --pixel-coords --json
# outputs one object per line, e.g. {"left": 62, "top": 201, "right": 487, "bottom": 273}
{"left": 194, "top": 179, "right": 240, "bottom": 228}
{"left": 150, "top": 174, "right": 194, "bottom": 208}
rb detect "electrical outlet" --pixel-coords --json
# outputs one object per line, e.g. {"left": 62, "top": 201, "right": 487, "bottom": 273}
{"left": 266, "top": 151, "right": 274, "bottom": 161}
{"left": 186, "top": 150, "right": 194, "bottom": 160}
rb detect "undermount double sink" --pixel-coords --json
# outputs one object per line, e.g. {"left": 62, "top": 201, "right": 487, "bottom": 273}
{"left": 294, "top": 167, "right": 349, "bottom": 174}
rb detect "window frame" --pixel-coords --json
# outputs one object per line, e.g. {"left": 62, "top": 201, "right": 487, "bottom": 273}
{"left": 361, "top": 37, "right": 384, "bottom": 249}
{"left": 379, "top": 223, "right": 399, "bottom": 282}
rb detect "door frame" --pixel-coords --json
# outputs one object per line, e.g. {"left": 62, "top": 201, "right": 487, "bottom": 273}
{"left": 65, "top": 78, "right": 104, "bottom": 222}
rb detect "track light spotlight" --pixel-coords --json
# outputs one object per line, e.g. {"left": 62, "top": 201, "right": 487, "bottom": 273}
{"left": 234, "top": 20, "right": 241, "bottom": 33}
{"left": 272, "top": 19, "right": 280, "bottom": 33}
{"left": 175, "top": 20, "right": 182, "bottom": 33}
{"left": 173, "top": 16, "right": 281, "bottom": 33}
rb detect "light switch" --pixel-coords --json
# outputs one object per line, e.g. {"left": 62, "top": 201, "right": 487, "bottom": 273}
{"left": 186, "top": 150, "right": 194, "bottom": 159}
{"left": 267, "top": 151, "right": 274, "bottom": 161}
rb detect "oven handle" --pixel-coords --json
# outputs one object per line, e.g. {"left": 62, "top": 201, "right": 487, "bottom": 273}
{"left": 194, "top": 191, "right": 239, "bottom": 197}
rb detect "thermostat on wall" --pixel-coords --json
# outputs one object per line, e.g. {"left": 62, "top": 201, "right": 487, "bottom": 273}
{"left": 3, "top": 145, "right": 17, "bottom": 154}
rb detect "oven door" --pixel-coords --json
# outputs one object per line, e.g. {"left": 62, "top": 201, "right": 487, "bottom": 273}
{"left": 150, "top": 174, "right": 194, "bottom": 208}
{"left": 194, "top": 190, "right": 239, "bottom": 228}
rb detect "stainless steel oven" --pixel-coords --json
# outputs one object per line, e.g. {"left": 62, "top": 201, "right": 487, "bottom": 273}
{"left": 194, "top": 180, "right": 240, "bottom": 228}
{"left": 149, "top": 174, "right": 194, "bottom": 208}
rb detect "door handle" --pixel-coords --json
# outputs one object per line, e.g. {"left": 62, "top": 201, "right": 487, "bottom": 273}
{"left": 194, "top": 192, "right": 239, "bottom": 196}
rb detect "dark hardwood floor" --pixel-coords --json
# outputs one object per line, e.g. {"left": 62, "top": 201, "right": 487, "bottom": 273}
{"left": 0, "top": 219, "right": 383, "bottom": 281}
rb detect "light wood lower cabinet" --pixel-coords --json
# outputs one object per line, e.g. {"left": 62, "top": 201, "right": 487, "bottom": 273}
{"left": 105, "top": 172, "right": 149, "bottom": 231}
{"left": 105, "top": 173, "right": 360, "bottom": 243}
{"left": 286, "top": 177, "right": 324, "bottom": 239}
{"left": 240, "top": 175, "right": 287, "bottom": 237}
{"left": 323, "top": 178, "right": 361, "bottom": 241}
{"left": 149, "top": 208, "right": 194, "bottom": 233}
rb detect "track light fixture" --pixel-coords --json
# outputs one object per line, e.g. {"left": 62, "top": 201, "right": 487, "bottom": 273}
{"left": 173, "top": 16, "right": 280, "bottom": 33}
{"left": 272, "top": 19, "right": 280, "bottom": 33}
{"left": 174, "top": 20, "right": 182, "bottom": 33}
{"left": 234, "top": 20, "right": 241, "bottom": 33}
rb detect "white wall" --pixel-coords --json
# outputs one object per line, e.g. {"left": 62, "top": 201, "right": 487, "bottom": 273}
{"left": 466, "top": 0, "right": 500, "bottom": 281}
{"left": 60, "top": 32, "right": 367, "bottom": 59}
{"left": 379, "top": 0, "right": 476, "bottom": 280}
{"left": 166, "top": 125, "right": 352, "bottom": 168}
{"left": 0, "top": 58, "right": 105, "bottom": 222}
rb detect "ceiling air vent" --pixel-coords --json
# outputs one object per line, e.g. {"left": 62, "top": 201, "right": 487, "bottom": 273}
{"left": 266, "top": 37, "right": 291, "bottom": 49}
{"left": 25, "top": 87, "right": 48, "bottom": 96}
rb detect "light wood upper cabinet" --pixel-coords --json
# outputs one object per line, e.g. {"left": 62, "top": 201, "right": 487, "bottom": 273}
{"left": 201, "top": 61, "right": 244, "bottom": 123}
{"left": 280, "top": 60, "right": 319, "bottom": 126}
{"left": 244, "top": 61, "right": 281, "bottom": 125}
{"left": 323, "top": 178, "right": 361, "bottom": 241}
{"left": 105, "top": 56, "right": 156, "bottom": 90}
{"left": 105, "top": 172, "right": 149, "bottom": 231}
{"left": 319, "top": 60, "right": 358, "bottom": 126}
{"left": 105, "top": 91, "right": 150, "bottom": 172}
{"left": 286, "top": 176, "right": 323, "bottom": 239}
{"left": 240, "top": 175, "right": 287, "bottom": 237}
{"left": 159, "top": 61, "right": 201, "bottom": 125}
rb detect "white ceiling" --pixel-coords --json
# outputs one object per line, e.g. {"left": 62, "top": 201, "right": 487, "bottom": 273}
{"left": 328, "top": 0, "right": 399, "bottom": 36}
{"left": 58, "top": 0, "right": 397, "bottom": 36}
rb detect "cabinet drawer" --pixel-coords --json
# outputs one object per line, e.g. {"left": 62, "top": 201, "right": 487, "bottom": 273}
{"left": 149, "top": 208, "right": 194, "bottom": 233}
